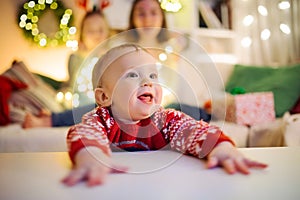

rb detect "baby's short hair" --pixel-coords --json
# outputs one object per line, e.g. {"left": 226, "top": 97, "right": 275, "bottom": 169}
{"left": 92, "top": 43, "right": 148, "bottom": 89}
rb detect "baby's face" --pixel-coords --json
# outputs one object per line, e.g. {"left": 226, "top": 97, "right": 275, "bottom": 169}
{"left": 100, "top": 50, "right": 162, "bottom": 122}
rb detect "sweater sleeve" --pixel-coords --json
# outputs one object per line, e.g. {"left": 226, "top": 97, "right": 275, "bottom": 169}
{"left": 163, "top": 109, "right": 234, "bottom": 159}
{"left": 66, "top": 109, "right": 111, "bottom": 164}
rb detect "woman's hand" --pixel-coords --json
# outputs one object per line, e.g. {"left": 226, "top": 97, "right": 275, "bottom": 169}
{"left": 62, "top": 147, "right": 128, "bottom": 187}
{"left": 206, "top": 142, "right": 268, "bottom": 174}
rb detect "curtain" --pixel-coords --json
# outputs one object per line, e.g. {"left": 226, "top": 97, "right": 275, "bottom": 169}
{"left": 232, "top": 0, "right": 300, "bottom": 66}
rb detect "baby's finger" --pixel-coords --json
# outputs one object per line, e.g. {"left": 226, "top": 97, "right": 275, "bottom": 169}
{"left": 245, "top": 159, "right": 268, "bottom": 168}
{"left": 62, "top": 168, "right": 87, "bottom": 186}
{"left": 234, "top": 158, "right": 250, "bottom": 175}
{"left": 221, "top": 158, "right": 236, "bottom": 174}
{"left": 86, "top": 166, "right": 109, "bottom": 187}
{"left": 110, "top": 165, "right": 129, "bottom": 173}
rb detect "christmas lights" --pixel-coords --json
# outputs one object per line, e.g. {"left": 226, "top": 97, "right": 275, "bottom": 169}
{"left": 18, "top": 0, "right": 76, "bottom": 48}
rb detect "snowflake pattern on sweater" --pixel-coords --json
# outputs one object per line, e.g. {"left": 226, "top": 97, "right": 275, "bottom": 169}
{"left": 67, "top": 106, "right": 234, "bottom": 163}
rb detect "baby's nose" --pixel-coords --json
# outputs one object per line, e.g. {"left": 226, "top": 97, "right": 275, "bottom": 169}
{"left": 141, "top": 78, "right": 153, "bottom": 87}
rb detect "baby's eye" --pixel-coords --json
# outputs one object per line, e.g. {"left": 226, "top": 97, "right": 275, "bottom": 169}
{"left": 126, "top": 72, "right": 139, "bottom": 78}
{"left": 149, "top": 73, "right": 158, "bottom": 79}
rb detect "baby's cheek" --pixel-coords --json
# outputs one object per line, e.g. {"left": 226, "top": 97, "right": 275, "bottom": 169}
{"left": 117, "top": 84, "right": 136, "bottom": 103}
{"left": 155, "top": 86, "right": 163, "bottom": 104}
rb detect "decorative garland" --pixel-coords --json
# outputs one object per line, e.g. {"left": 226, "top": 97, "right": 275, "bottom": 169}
{"left": 18, "top": 0, "right": 74, "bottom": 47}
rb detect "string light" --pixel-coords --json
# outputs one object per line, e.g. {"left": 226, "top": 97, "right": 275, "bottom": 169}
{"left": 243, "top": 15, "right": 254, "bottom": 26}
{"left": 159, "top": 0, "right": 182, "bottom": 12}
{"left": 159, "top": 53, "right": 168, "bottom": 61}
{"left": 71, "top": 57, "right": 99, "bottom": 107}
{"left": 261, "top": 29, "right": 271, "bottom": 40}
{"left": 278, "top": 1, "right": 290, "bottom": 10}
{"left": 18, "top": 0, "right": 76, "bottom": 48}
{"left": 258, "top": 5, "right": 268, "bottom": 16}
{"left": 280, "top": 23, "right": 291, "bottom": 34}
{"left": 241, "top": 37, "right": 252, "bottom": 48}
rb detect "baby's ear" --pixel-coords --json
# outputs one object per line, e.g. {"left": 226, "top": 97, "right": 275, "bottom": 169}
{"left": 95, "top": 88, "right": 111, "bottom": 107}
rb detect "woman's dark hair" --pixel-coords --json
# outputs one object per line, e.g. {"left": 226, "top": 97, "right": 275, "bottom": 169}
{"left": 127, "top": 0, "right": 169, "bottom": 43}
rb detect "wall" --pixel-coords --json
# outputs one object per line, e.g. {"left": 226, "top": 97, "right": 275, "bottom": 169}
{"left": 231, "top": 0, "right": 300, "bottom": 65}
{"left": 0, "top": 0, "right": 148, "bottom": 81}
{"left": 0, "top": 0, "right": 85, "bottom": 81}
{"left": 0, "top": 0, "right": 237, "bottom": 82}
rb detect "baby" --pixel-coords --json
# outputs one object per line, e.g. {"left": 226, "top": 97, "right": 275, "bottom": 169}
{"left": 62, "top": 44, "right": 267, "bottom": 187}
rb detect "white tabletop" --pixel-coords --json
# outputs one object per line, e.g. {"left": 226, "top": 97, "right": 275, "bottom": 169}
{"left": 0, "top": 147, "right": 300, "bottom": 200}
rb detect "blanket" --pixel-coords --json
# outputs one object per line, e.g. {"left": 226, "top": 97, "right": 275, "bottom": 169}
{"left": 0, "top": 76, "right": 27, "bottom": 125}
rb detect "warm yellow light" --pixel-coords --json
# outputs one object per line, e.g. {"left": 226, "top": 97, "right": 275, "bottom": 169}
{"left": 28, "top": 1, "right": 35, "bottom": 8}
{"left": 278, "top": 1, "right": 290, "bottom": 10}
{"left": 241, "top": 37, "right": 252, "bottom": 48}
{"left": 20, "top": 14, "right": 27, "bottom": 21}
{"left": 69, "top": 26, "right": 76, "bottom": 34}
{"left": 32, "top": 28, "right": 39, "bottom": 35}
{"left": 165, "top": 45, "right": 173, "bottom": 54}
{"left": 65, "top": 92, "right": 73, "bottom": 101}
{"left": 56, "top": 92, "right": 64, "bottom": 102}
{"left": 39, "top": 4, "right": 46, "bottom": 10}
{"left": 78, "top": 84, "right": 87, "bottom": 92}
{"left": 50, "top": 2, "right": 58, "bottom": 9}
{"left": 159, "top": 53, "right": 168, "bottom": 61}
{"left": 76, "top": 76, "right": 84, "bottom": 84}
{"left": 19, "top": 21, "right": 26, "bottom": 28}
{"left": 243, "top": 15, "right": 254, "bottom": 26}
{"left": 66, "top": 40, "right": 78, "bottom": 50}
{"left": 280, "top": 23, "right": 291, "bottom": 34}
{"left": 258, "top": 5, "right": 268, "bottom": 16}
{"left": 25, "top": 23, "right": 33, "bottom": 30}
{"left": 159, "top": 0, "right": 182, "bottom": 12}
{"left": 261, "top": 29, "right": 271, "bottom": 40}
{"left": 46, "top": 0, "right": 53, "bottom": 4}
{"left": 73, "top": 99, "right": 80, "bottom": 108}
{"left": 66, "top": 9, "right": 72, "bottom": 15}
{"left": 39, "top": 38, "right": 47, "bottom": 46}
{"left": 87, "top": 91, "right": 94, "bottom": 99}
{"left": 61, "top": 17, "right": 69, "bottom": 25}
{"left": 31, "top": 16, "right": 38, "bottom": 23}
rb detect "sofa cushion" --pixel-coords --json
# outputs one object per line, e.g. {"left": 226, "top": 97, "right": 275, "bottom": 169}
{"left": 210, "top": 120, "right": 249, "bottom": 147}
{"left": 284, "top": 113, "right": 300, "bottom": 146}
{"left": 225, "top": 64, "right": 300, "bottom": 117}
{"left": 248, "top": 118, "right": 285, "bottom": 147}
{"left": 1, "top": 61, "right": 65, "bottom": 124}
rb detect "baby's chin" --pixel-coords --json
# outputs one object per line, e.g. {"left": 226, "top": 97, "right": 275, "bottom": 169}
{"left": 130, "top": 104, "right": 161, "bottom": 121}
{"left": 150, "top": 104, "right": 161, "bottom": 114}
{"left": 145, "top": 103, "right": 161, "bottom": 118}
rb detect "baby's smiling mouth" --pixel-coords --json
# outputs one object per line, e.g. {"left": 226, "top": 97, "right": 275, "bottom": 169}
{"left": 138, "top": 93, "right": 153, "bottom": 104}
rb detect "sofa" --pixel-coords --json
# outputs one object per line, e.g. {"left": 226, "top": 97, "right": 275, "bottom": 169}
{"left": 211, "top": 62, "right": 300, "bottom": 148}
{"left": 0, "top": 61, "right": 299, "bottom": 152}
{"left": 0, "top": 124, "right": 68, "bottom": 152}
{"left": 0, "top": 61, "right": 69, "bottom": 152}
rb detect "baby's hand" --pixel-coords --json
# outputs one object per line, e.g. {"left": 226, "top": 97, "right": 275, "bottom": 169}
{"left": 206, "top": 142, "right": 268, "bottom": 174}
{"left": 62, "top": 147, "right": 128, "bottom": 187}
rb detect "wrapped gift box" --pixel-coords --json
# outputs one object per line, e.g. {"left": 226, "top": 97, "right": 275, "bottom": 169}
{"left": 226, "top": 92, "right": 275, "bottom": 126}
